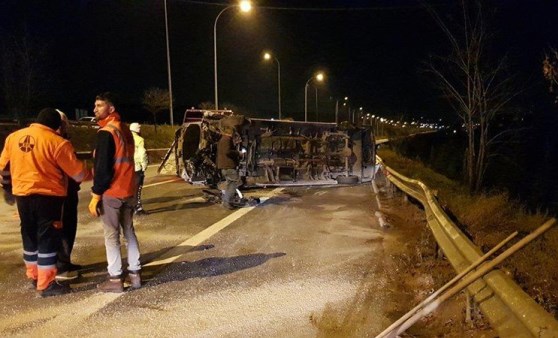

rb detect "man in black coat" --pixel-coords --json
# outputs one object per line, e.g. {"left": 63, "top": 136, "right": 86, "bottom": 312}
{"left": 216, "top": 126, "right": 240, "bottom": 209}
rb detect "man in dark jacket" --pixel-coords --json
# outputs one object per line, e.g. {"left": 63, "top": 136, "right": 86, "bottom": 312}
{"left": 55, "top": 110, "right": 82, "bottom": 281}
{"left": 216, "top": 126, "right": 240, "bottom": 209}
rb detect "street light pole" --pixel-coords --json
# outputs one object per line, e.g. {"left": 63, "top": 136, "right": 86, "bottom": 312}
{"left": 214, "top": 1, "right": 251, "bottom": 110}
{"left": 164, "top": 0, "right": 174, "bottom": 126}
{"left": 335, "top": 99, "right": 339, "bottom": 124}
{"left": 263, "top": 52, "right": 281, "bottom": 119}
{"left": 304, "top": 72, "right": 324, "bottom": 122}
{"left": 315, "top": 87, "right": 318, "bottom": 121}
{"left": 304, "top": 80, "right": 310, "bottom": 122}
{"left": 214, "top": 6, "right": 232, "bottom": 111}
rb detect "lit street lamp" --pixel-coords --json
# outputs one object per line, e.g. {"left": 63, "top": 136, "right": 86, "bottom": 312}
{"left": 263, "top": 51, "right": 281, "bottom": 119}
{"left": 214, "top": 1, "right": 252, "bottom": 110}
{"left": 304, "top": 72, "right": 324, "bottom": 122}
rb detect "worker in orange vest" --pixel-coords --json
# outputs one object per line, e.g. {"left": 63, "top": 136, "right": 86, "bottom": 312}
{"left": 0, "top": 108, "right": 92, "bottom": 297}
{"left": 89, "top": 92, "right": 142, "bottom": 292}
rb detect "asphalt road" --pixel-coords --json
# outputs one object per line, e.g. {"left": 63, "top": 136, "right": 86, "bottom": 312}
{"left": 0, "top": 166, "right": 415, "bottom": 337}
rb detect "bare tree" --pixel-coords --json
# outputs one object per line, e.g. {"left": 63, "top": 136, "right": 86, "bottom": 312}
{"left": 142, "top": 87, "right": 171, "bottom": 134}
{"left": 426, "top": 0, "right": 519, "bottom": 193}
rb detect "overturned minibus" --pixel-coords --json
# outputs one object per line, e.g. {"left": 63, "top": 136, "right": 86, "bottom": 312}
{"left": 158, "top": 109, "right": 376, "bottom": 188}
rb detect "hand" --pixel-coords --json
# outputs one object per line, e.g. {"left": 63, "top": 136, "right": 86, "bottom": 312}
{"left": 88, "top": 193, "right": 102, "bottom": 217}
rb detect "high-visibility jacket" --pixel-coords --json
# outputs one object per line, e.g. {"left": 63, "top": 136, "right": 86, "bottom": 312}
{"left": 0, "top": 123, "right": 90, "bottom": 196}
{"left": 94, "top": 113, "right": 135, "bottom": 199}
{"left": 132, "top": 131, "right": 148, "bottom": 172}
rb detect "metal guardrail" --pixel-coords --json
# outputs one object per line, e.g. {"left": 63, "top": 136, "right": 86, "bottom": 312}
{"left": 376, "top": 155, "right": 558, "bottom": 337}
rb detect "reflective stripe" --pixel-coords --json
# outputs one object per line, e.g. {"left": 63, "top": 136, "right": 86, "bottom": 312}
{"left": 38, "top": 253, "right": 58, "bottom": 266}
{"left": 37, "top": 264, "right": 57, "bottom": 270}
{"left": 38, "top": 252, "right": 58, "bottom": 258}
{"left": 0, "top": 170, "right": 9, "bottom": 176}
{"left": 23, "top": 260, "right": 37, "bottom": 265}
{"left": 23, "top": 250, "right": 38, "bottom": 255}
{"left": 115, "top": 157, "right": 132, "bottom": 164}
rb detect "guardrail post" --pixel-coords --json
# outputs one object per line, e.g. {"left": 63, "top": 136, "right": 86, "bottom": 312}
{"left": 465, "top": 290, "right": 473, "bottom": 324}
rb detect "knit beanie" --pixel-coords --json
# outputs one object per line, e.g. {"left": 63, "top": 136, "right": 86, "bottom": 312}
{"left": 36, "top": 108, "right": 62, "bottom": 131}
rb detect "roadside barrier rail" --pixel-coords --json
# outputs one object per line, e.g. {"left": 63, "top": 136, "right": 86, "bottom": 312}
{"left": 376, "top": 155, "right": 558, "bottom": 337}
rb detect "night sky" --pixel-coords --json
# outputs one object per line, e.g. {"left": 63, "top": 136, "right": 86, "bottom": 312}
{"left": 0, "top": 0, "right": 557, "bottom": 123}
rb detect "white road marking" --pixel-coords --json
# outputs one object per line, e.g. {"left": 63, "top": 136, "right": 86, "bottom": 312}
{"left": 145, "top": 188, "right": 284, "bottom": 267}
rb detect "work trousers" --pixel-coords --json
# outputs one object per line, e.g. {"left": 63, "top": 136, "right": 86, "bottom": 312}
{"left": 221, "top": 168, "right": 240, "bottom": 206}
{"left": 58, "top": 179, "right": 79, "bottom": 271}
{"left": 100, "top": 195, "right": 141, "bottom": 277}
{"left": 16, "top": 195, "right": 65, "bottom": 290}
{"left": 134, "top": 170, "right": 145, "bottom": 211}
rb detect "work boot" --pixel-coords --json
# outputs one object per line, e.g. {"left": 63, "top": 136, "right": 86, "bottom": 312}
{"left": 97, "top": 277, "right": 124, "bottom": 293}
{"left": 40, "top": 281, "right": 71, "bottom": 298}
{"left": 134, "top": 208, "right": 148, "bottom": 216}
{"left": 56, "top": 269, "right": 79, "bottom": 281}
{"left": 128, "top": 271, "right": 141, "bottom": 289}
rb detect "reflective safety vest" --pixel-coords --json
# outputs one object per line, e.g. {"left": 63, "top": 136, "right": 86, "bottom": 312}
{"left": 98, "top": 120, "right": 135, "bottom": 198}
{"left": 0, "top": 123, "right": 90, "bottom": 196}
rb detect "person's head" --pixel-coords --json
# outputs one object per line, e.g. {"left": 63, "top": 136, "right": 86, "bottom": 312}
{"left": 56, "top": 109, "right": 69, "bottom": 137}
{"left": 129, "top": 122, "right": 141, "bottom": 134}
{"left": 36, "top": 108, "right": 62, "bottom": 131}
{"left": 94, "top": 92, "right": 117, "bottom": 121}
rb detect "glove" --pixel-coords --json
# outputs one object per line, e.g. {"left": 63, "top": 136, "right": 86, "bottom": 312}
{"left": 88, "top": 193, "right": 102, "bottom": 217}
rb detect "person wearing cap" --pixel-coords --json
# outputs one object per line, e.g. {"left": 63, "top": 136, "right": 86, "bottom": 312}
{"left": 0, "top": 108, "right": 92, "bottom": 297}
{"left": 89, "top": 92, "right": 142, "bottom": 292}
{"left": 129, "top": 122, "right": 148, "bottom": 215}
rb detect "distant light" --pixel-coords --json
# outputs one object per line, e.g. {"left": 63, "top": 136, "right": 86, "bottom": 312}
{"left": 239, "top": 1, "right": 252, "bottom": 12}
{"left": 263, "top": 52, "right": 271, "bottom": 60}
{"left": 316, "top": 73, "right": 324, "bottom": 81}
{"left": 344, "top": 96, "right": 348, "bottom": 101}
{"left": 453, "top": 130, "right": 457, "bottom": 133}
{"left": 359, "top": 107, "right": 363, "bottom": 110}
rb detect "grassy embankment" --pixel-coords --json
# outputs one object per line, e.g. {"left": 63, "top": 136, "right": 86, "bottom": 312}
{"left": 378, "top": 148, "right": 558, "bottom": 317}
{"left": 68, "top": 124, "right": 177, "bottom": 152}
